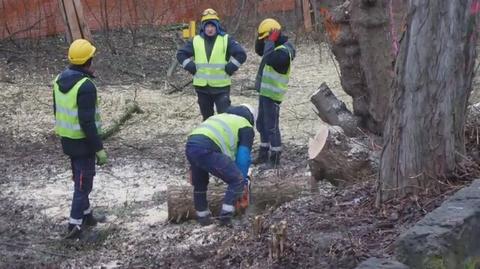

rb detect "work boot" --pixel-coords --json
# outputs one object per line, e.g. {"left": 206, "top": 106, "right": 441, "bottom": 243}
{"left": 253, "top": 146, "right": 269, "bottom": 165}
{"left": 65, "top": 224, "right": 82, "bottom": 239}
{"left": 269, "top": 151, "right": 281, "bottom": 168}
{"left": 218, "top": 211, "right": 233, "bottom": 227}
{"left": 197, "top": 214, "right": 213, "bottom": 226}
{"left": 83, "top": 212, "right": 106, "bottom": 227}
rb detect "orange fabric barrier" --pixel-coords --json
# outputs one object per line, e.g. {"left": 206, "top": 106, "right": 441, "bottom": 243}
{"left": 0, "top": 0, "right": 295, "bottom": 40}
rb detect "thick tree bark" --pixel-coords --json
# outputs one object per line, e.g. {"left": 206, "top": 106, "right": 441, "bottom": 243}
{"left": 310, "top": 82, "right": 360, "bottom": 136}
{"left": 320, "top": 0, "right": 406, "bottom": 135}
{"left": 378, "top": 0, "right": 478, "bottom": 202}
{"left": 349, "top": 0, "right": 395, "bottom": 134}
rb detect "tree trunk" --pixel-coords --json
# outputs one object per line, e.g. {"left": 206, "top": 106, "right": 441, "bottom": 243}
{"left": 167, "top": 178, "right": 308, "bottom": 223}
{"left": 378, "top": 0, "right": 478, "bottom": 202}
{"left": 349, "top": 0, "right": 396, "bottom": 134}
{"left": 320, "top": 0, "right": 408, "bottom": 134}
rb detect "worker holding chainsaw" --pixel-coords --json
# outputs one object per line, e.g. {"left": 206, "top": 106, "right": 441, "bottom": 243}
{"left": 185, "top": 104, "right": 257, "bottom": 226}
{"left": 176, "top": 8, "right": 247, "bottom": 121}
{"left": 53, "top": 39, "right": 107, "bottom": 239}
{"left": 252, "top": 18, "right": 296, "bottom": 168}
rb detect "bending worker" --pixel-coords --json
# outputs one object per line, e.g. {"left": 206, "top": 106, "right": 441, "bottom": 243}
{"left": 177, "top": 8, "right": 247, "bottom": 121}
{"left": 53, "top": 39, "right": 107, "bottom": 239}
{"left": 186, "top": 104, "right": 257, "bottom": 226}
{"left": 253, "top": 18, "right": 296, "bottom": 168}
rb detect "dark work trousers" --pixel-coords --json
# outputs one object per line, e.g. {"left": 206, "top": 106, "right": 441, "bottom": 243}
{"left": 185, "top": 143, "right": 244, "bottom": 215}
{"left": 196, "top": 90, "right": 231, "bottom": 121}
{"left": 69, "top": 156, "right": 95, "bottom": 225}
{"left": 256, "top": 95, "right": 281, "bottom": 150}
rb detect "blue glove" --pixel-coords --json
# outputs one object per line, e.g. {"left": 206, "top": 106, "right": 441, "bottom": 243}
{"left": 235, "top": 145, "right": 251, "bottom": 182}
{"left": 225, "top": 62, "right": 238, "bottom": 76}
{"left": 184, "top": 61, "right": 197, "bottom": 75}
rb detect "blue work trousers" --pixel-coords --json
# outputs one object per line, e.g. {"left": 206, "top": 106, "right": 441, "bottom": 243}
{"left": 185, "top": 143, "right": 244, "bottom": 213}
{"left": 256, "top": 96, "right": 281, "bottom": 148}
{"left": 196, "top": 90, "right": 231, "bottom": 121}
{"left": 69, "top": 156, "right": 95, "bottom": 225}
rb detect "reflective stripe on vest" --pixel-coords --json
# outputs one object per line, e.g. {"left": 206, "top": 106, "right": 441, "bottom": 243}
{"left": 189, "top": 113, "right": 252, "bottom": 159}
{"left": 259, "top": 45, "right": 291, "bottom": 102}
{"left": 53, "top": 77, "right": 101, "bottom": 139}
{"left": 192, "top": 34, "right": 231, "bottom": 87}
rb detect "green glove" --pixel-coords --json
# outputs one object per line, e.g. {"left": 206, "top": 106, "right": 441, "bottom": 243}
{"left": 96, "top": 149, "right": 108, "bottom": 166}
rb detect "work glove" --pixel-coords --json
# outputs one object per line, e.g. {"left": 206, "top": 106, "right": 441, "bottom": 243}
{"left": 236, "top": 176, "right": 251, "bottom": 211}
{"left": 267, "top": 29, "right": 281, "bottom": 42}
{"left": 184, "top": 61, "right": 197, "bottom": 75}
{"left": 95, "top": 149, "right": 108, "bottom": 166}
{"left": 224, "top": 62, "right": 239, "bottom": 76}
{"left": 235, "top": 186, "right": 250, "bottom": 210}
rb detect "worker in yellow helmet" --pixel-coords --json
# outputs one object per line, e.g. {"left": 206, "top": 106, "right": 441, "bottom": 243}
{"left": 253, "top": 18, "right": 296, "bottom": 168}
{"left": 53, "top": 39, "right": 107, "bottom": 239}
{"left": 177, "top": 8, "right": 247, "bottom": 121}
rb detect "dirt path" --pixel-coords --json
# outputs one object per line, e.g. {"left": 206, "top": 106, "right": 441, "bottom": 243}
{"left": 0, "top": 40, "right": 347, "bottom": 268}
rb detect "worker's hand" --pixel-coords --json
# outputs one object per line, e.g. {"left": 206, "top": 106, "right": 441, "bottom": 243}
{"left": 267, "top": 29, "right": 281, "bottom": 42}
{"left": 184, "top": 61, "right": 197, "bottom": 75}
{"left": 95, "top": 149, "right": 108, "bottom": 166}
{"left": 224, "top": 62, "right": 238, "bottom": 76}
{"left": 235, "top": 184, "right": 250, "bottom": 210}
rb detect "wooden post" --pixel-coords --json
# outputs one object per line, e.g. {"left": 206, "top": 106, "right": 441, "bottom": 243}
{"left": 302, "top": 0, "right": 312, "bottom": 32}
{"left": 58, "top": 0, "right": 92, "bottom": 43}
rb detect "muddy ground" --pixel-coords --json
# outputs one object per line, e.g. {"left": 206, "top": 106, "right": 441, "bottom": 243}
{"left": 0, "top": 29, "right": 475, "bottom": 269}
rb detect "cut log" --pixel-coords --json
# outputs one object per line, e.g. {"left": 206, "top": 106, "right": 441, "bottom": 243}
{"left": 310, "top": 82, "right": 359, "bottom": 137}
{"left": 167, "top": 177, "right": 308, "bottom": 223}
{"left": 308, "top": 124, "right": 377, "bottom": 186}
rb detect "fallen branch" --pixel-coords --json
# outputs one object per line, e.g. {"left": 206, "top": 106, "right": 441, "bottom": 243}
{"left": 101, "top": 102, "right": 142, "bottom": 140}
{"left": 167, "top": 79, "right": 192, "bottom": 94}
{"left": 0, "top": 241, "right": 73, "bottom": 259}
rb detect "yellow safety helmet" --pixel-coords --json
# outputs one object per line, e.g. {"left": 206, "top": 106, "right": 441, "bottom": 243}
{"left": 68, "top": 39, "right": 96, "bottom": 65}
{"left": 257, "top": 18, "right": 281, "bottom": 40}
{"left": 201, "top": 8, "right": 220, "bottom": 22}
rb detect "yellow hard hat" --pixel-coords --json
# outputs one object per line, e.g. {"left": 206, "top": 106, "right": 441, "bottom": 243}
{"left": 257, "top": 18, "right": 281, "bottom": 40}
{"left": 201, "top": 8, "right": 220, "bottom": 22}
{"left": 68, "top": 39, "right": 96, "bottom": 65}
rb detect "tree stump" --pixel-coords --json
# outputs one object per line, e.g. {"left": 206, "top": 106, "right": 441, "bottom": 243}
{"left": 308, "top": 124, "right": 377, "bottom": 185}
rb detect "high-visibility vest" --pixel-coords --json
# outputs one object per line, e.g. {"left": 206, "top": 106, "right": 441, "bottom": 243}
{"left": 53, "top": 76, "right": 101, "bottom": 139}
{"left": 259, "top": 45, "right": 291, "bottom": 102}
{"left": 192, "top": 34, "right": 231, "bottom": 87}
{"left": 189, "top": 113, "right": 252, "bottom": 159}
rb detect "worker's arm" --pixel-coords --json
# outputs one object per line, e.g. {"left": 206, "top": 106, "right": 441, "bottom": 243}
{"left": 263, "top": 35, "right": 295, "bottom": 74}
{"left": 176, "top": 39, "right": 197, "bottom": 75}
{"left": 77, "top": 81, "right": 103, "bottom": 153}
{"left": 235, "top": 127, "right": 254, "bottom": 180}
{"left": 255, "top": 38, "right": 265, "bottom": 57}
{"left": 224, "top": 36, "right": 247, "bottom": 76}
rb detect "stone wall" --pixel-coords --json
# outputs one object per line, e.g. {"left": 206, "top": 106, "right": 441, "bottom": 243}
{"left": 356, "top": 179, "right": 480, "bottom": 269}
